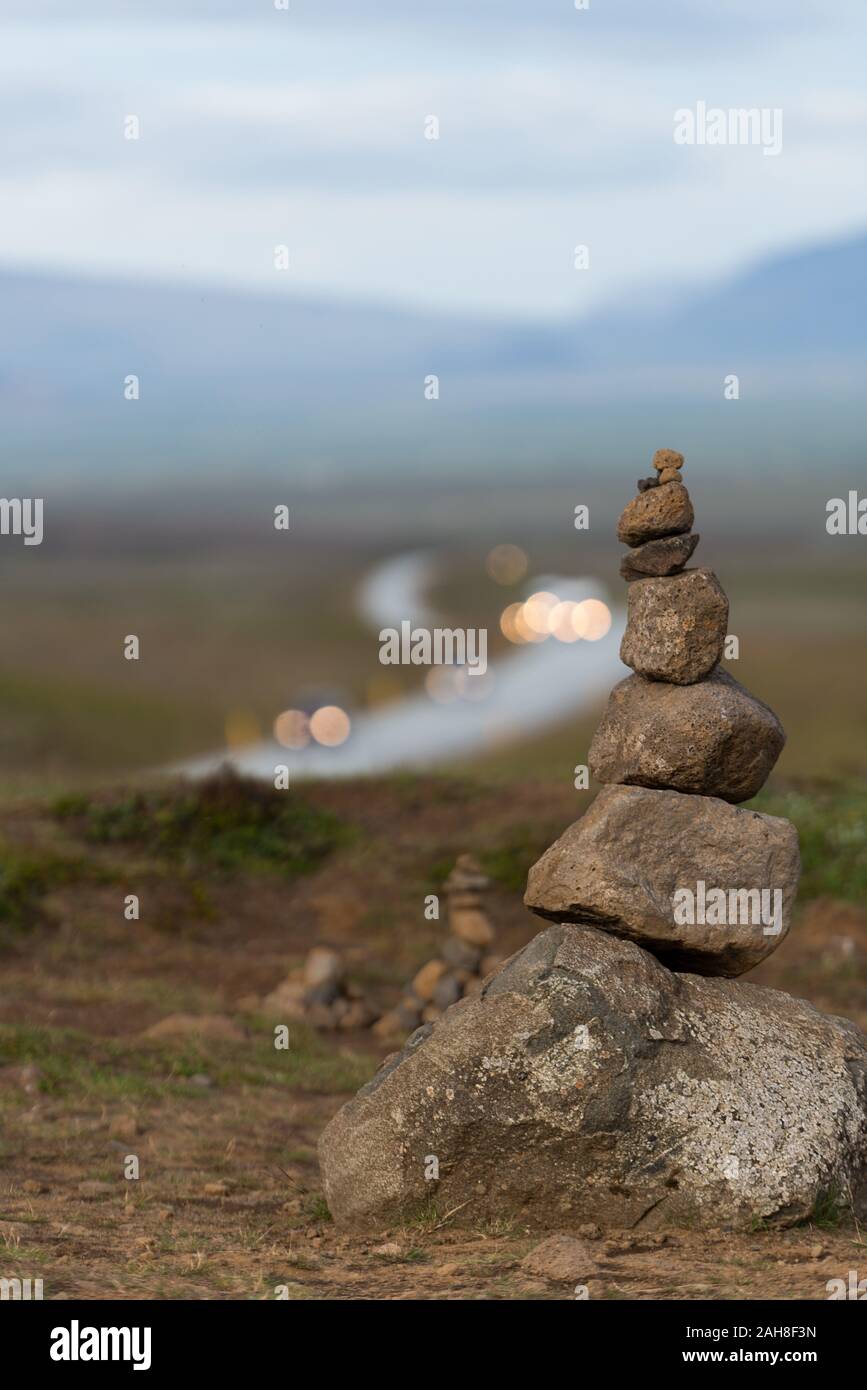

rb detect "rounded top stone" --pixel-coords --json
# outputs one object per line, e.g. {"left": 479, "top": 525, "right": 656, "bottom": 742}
{"left": 653, "top": 448, "right": 684, "bottom": 472}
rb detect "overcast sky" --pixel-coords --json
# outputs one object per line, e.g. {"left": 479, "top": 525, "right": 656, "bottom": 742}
{"left": 1, "top": 1, "right": 865, "bottom": 320}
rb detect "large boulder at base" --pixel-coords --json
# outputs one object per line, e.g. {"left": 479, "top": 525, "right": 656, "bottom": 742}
{"left": 620, "top": 568, "right": 729, "bottom": 685}
{"left": 318, "top": 926, "right": 867, "bottom": 1233}
{"left": 588, "top": 668, "right": 786, "bottom": 803}
{"left": 523, "top": 785, "right": 800, "bottom": 976}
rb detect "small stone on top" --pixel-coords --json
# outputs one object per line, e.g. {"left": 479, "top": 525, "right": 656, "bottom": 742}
{"left": 652, "top": 448, "right": 684, "bottom": 473}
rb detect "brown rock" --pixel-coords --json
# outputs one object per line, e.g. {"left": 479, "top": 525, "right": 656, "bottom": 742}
{"left": 524, "top": 784, "right": 800, "bottom": 976}
{"left": 658, "top": 467, "right": 681, "bottom": 484}
{"left": 338, "top": 1000, "right": 377, "bottom": 1030}
{"left": 260, "top": 978, "right": 307, "bottom": 1018}
{"left": 620, "top": 532, "right": 699, "bottom": 581}
{"left": 371, "top": 1011, "right": 404, "bottom": 1040}
{"left": 620, "top": 568, "right": 728, "bottom": 684}
{"left": 449, "top": 907, "right": 495, "bottom": 947}
{"left": 521, "top": 1234, "right": 598, "bottom": 1282}
{"left": 652, "top": 448, "right": 684, "bottom": 472}
{"left": 617, "top": 481, "right": 694, "bottom": 547}
{"left": 412, "top": 959, "right": 449, "bottom": 1001}
{"left": 303, "top": 947, "right": 344, "bottom": 989}
{"left": 588, "top": 668, "right": 785, "bottom": 802}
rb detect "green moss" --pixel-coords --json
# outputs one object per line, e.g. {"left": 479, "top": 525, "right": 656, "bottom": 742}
{"left": 750, "top": 784, "right": 867, "bottom": 902}
{"left": 52, "top": 769, "right": 351, "bottom": 877}
{"left": 0, "top": 846, "right": 107, "bottom": 946}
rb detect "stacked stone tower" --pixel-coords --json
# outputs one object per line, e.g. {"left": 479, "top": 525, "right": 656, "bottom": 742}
{"left": 526, "top": 449, "right": 800, "bottom": 975}
{"left": 319, "top": 459, "right": 867, "bottom": 1234}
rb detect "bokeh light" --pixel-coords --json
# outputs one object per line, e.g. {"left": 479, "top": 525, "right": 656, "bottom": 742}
{"left": 499, "top": 602, "right": 525, "bottom": 644}
{"left": 486, "top": 543, "right": 528, "bottom": 585}
{"left": 273, "top": 708, "right": 310, "bottom": 749}
{"left": 548, "top": 600, "right": 581, "bottom": 642}
{"left": 309, "top": 705, "right": 351, "bottom": 746}
{"left": 572, "top": 599, "right": 612, "bottom": 641}
{"left": 225, "top": 710, "right": 262, "bottom": 749}
{"left": 425, "top": 668, "right": 458, "bottom": 703}
{"left": 522, "top": 590, "right": 559, "bottom": 636}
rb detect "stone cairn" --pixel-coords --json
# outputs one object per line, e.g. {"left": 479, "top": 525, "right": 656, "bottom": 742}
{"left": 527, "top": 447, "right": 799, "bottom": 976}
{"left": 319, "top": 456, "right": 867, "bottom": 1234}
{"left": 373, "top": 854, "right": 502, "bottom": 1039}
{"left": 261, "top": 946, "right": 377, "bottom": 1031}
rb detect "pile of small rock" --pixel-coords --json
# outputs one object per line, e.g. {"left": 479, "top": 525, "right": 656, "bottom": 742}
{"left": 529, "top": 447, "right": 798, "bottom": 976}
{"left": 318, "top": 450, "right": 867, "bottom": 1235}
{"left": 373, "top": 855, "right": 502, "bottom": 1038}
{"left": 261, "top": 946, "right": 376, "bottom": 1031}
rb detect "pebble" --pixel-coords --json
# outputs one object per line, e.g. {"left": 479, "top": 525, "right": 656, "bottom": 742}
{"left": 652, "top": 447, "right": 684, "bottom": 472}
{"left": 449, "top": 907, "right": 495, "bottom": 948}
{"left": 617, "top": 481, "right": 694, "bottom": 547}
{"left": 303, "top": 946, "right": 344, "bottom": 989}
{"left": 412, "top": 959, "right": 449, "bottom": 1001}
{"left": 637, "top": 476, "right": 659, "bottom": 492}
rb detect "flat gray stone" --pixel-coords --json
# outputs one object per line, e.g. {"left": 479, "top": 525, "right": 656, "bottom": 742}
{"left": 620, "top": 532, "right": 699, "bottom": 581}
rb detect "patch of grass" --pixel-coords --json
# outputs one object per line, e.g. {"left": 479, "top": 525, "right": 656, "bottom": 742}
{"left": 806, "top": 1186, "right": 849, "bottom": 1230}
{"left": 305, "top": 1195, "right": 332, "bottom": 1223}
{"left": 750, "top": 784, "right": 867, "bottom": 902}
{"left": 0, "top": 1019, "right": 374, "bottom": 1102}
{"left": 52, "top": 769, "right": 351, "bottom": 878}
{"left": 0, "top": 845, "right": 107, "bottom": 946}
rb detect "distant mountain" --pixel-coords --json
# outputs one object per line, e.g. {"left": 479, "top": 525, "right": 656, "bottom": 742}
{"left": 584, "top": 233, "right": 867, "bottom": 365}
{"left": 2, "top": 231, "right": 864, "bottom": 486}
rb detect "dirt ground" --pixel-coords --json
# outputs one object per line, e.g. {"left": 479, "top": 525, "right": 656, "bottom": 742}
{"left": 1, "top": 774, "right": 865, "bottom": 1301}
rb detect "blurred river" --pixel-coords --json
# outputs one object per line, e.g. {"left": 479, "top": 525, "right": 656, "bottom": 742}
{"left": 181, "top": 551, "right": 626, "bottom": 780}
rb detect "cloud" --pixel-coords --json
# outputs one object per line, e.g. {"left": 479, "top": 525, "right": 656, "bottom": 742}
{"left": 0, "top": 9, "right": 864, "bottom": 317}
